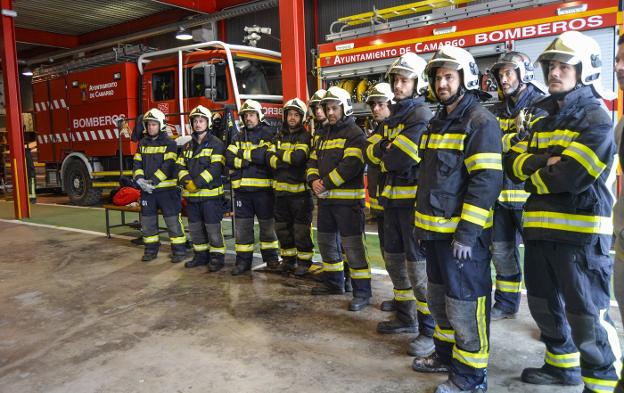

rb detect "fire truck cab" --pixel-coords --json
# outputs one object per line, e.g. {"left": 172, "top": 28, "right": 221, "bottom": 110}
{"left": 32, "top": 41, "right": 283, "bottom": 205}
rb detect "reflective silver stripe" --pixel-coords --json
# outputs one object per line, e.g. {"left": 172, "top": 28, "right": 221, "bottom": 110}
{"left": 523, "top": 211, "right": 613, "bottom": 235}
{"left": 414, "top": 211, "right": 459, "bottom": 233}
{"left": 326, "top": 189, "right": 365, "bottom": 200}
{"left": 544, "top": 350, "right": 580, "bottom": 368}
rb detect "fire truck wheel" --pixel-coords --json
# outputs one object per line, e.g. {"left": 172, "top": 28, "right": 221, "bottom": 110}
{"left": 63, "top": 159, "right": 102, "bottom": 206}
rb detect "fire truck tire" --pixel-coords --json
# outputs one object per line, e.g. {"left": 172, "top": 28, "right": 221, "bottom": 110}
{"left": 63, "top": 159, "right": 101, "bottom": 206}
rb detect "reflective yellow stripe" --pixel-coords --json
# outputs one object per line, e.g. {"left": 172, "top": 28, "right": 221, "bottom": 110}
{"left": 182, "top": 186, "right": 224, "bottom": 197}
{"left": 155, "top": 179, "right": 176, "bottom": 188}
{"left": 323, "top": 260, "right": 344, "bottom": 272}
{"left": 141, "top": 146, "right": 167, "bottom": 154}
{"left": 193, "top": 243, "right": 210, "bottom": 252}
{"left": 544, "top": 350, "right": 580, "bottom": 369}
{"left": 273, "top": 181, "right": 306, "bottom": 193}
{"left": 306, "top": 167, "right": 320, "bottom": 178}
{"left": 523, "top": 211, "right": 613, "bottom": 235}
{"left": 326, "top": 188, "right": 365, "bottom": 200}
{"left": 235, "top": 243, "right": 254, "bottom": 252}
{"left": 319, "top": 138, "right": 346, "bottom": 150}
{"left": 415, "top": 211, "right": 460, "bottom": 233}
{"left": 366, "top": 143, "right": 381, "bottom": 165}
{"left": 433, "top": 325, "right": 455, "bottom": 343}
{"left": 380, "top": 184, "right": 417, "bottom": 199}
{"left": 349, "top": 267, "right": 371, "bottom": 279}
{"left": 496, "top": 279, "right": 521, "bottom": 293}
{"left": 193, "top": 148, "right": 213, "bottom": 159}
{"left": 232, "top": 178, "right": 272, "bottom": 188}
{"left": 512, "top": 152, "right": 531, "bottom": 180}
{"left": 464, "top": 153, "right": 502, "bottom": 173}
{"left": 309, "top": 150, "right": 318, "bottom": 160}
{"left": 532, "top": 129, "right": 579, "bottom": 149}
{"left": 294, "top": 143, "right": 310, "bottom": 154}
{"left": 227, "top": 144, "right": 239, "bottom": 154}
{"left": 394, "top": 288, "right": 416, "bottom": 301}
{"left": 133, "top": 153, "right": 142, "bottom": 161}
{"left": 234, "top": 157, "right": 243, "bottom": 169}
{"left": 562, "top": 141, "right": 607, "bottom": 179}
{"left": 421, "top": 133, "right": 466, "bottom": 150}
{"left": 211, "top": 245, "right": 226, "bottom": 254}
{"left": 368, "top": 197, "right": 383, "bottom": 211}
{"left": 368, "top": 134, "right": 382, "bottom": 144}
{"left": 416, "top": 299, "right": 431, "bottom": 315}
{"left": 154, "top": 169, "right": 167, "bottom": 181}
{"left": 260, "top": 241, "right": 279, "bottom": 250}
{"left": 280, "top": 248, "right": 297, "bottom": 257}
{"left": 282, "top": 150, "right": 292, "bottom": 164}
{"left": 200, "top": 170, "right": 213, "bottom": 184}
{"left": 143, "top": 234, "right": 159, "bottom": 244}
{"left": 211, "top": 154, "right": 225, "bottom": 164}
{"left": 501, "top": 133, "right": 516, "bottom": 153}
{"left": 328, "top": 169, "right": 345, "bottom": 187}
{"left": 497, "top": 117, "right": 515, "bottom": 133}
{"left": 170, "top": 234, "right": 187, "bottom": 244}
{"left": 243, "top": 149, "right": 252, "bottom": 161}
{"left": 178, "top": 169, "right": 190, "bottom": 180}
{"left": 133, "top": 169, "right": 145, "bottom": 178}
{"left": 297, "top": 251, "right": 314, "bottom": 260}
{"left": 530, "top": 169, "right": 549, "bottom": 194}
{"left": 460, "top": 203, "right": 491, "bottom": 227}
{"left": 344, "top": 147, "right": 364, "bottom": 162}
{"left": 164, "top": 152, "right": 177, "bottom": 161}
{"left": 582, "top": 377, "right": 617, "bottom": 393}
{"left": 393, "top": 134, "right": 420, "bottom": 162}
{"left": 452, "top": 296, "right": 488, "bottom": 369}
{"left": 269, "top": 155, "right": 279, "bottom": 169}
{"left": 510, "top": 140, "right": 528, "bottom": 154}
{"left": 497, "top": 189, "right": 530, "bottom": 203}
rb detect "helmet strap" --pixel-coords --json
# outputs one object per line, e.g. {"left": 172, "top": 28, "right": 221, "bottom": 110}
{"left": 438, "top": 85, "right": 466, "bottom": 106}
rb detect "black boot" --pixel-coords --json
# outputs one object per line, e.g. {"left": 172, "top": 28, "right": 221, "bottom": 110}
{"left": 412, "top": 353, "right": 449, "bottom": 373}
{"left": 311, "top": 284, "right": 345, "bottom": 295}
{"left": 142, "top": 249, "right": 158, "bottom": 262}
{"left": 279, "top": 257, "right": 297, "bottom": 274}
{"left": 231, "top": 260, "right": 252, "bottom": 276}
{"left": 521, "top": 365, "right": 582, "bottom": 386}
{"left": 293, "top": 260, "right": 311, "bottom": 277}
{"left": 171, "top": 252, "right": 188, "bottom": 263}
{"left": 380, "top": 299, "right": 397, "bottom": 312}
{"left": 377, "top": 318, "right": 419, "bottom": 334}
{"left": 207, "top": 253, "right": 225, "bottom": 272}
{"left": 349, "top": 296, "right": 371, "bottom": 311}
{"left": 184, "top": 252, "right": 208, "bottom": 268}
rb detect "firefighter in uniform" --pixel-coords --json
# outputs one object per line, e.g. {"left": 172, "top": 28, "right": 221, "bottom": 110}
{"left": 364, "top": 83, "right": 393, "bottom": 303}
{"left": 176, "top": 105, "right": 227, "bottom": 271}
{"left": 306, "top": 86, "right": 371, "bottom": 311}
{"left": 505, "top": 31, "right": 622, "bottom": 391}
{"left": 411, "top": 46, "right": 503, "bottom": 393}
{"left": 267, "top": 98, "right": 314, "bottom": 275}
{"left": 133, "top": 108, "right": 187, "bottom": 262}
{"left": 365, "top": 54, "right": 436, "bottom": 355}
{"left": 225, "top": 99, "right": 279, "bottom": 275}
{"left": 488, "top": 52, "right": 546, "bottom": 320}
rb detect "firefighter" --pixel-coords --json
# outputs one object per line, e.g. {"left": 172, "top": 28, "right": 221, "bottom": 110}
{"left": 488, "top": 52, "right": 546, "bottom": 320}
{"left": 266, "top": 98, "right": 314, "bottom": 275}
{"left": 306, "top": 86, "right": 371, "bottom": 311}
{"left": 176, "top": 105, "right": 227, "bottom": 271}
{"left": 504, "top": 31, "right": 621, "bottom": 391}
{"left": 133, "top": 108, "right": 187, "bottom": 263}
{"left": 225, "top": 99, "right": 279, "bottom": 275}
{"left": 614, "top": 35, "right": 624, "bottom": 393}
{"left": 365, "top": 54, "right": 436, "bottom": 355}
{"left": 411, "top": 46, "right": 503, "bottom": 393}
{"left": 363, "top": 83, "right": 393, "bottom": 304}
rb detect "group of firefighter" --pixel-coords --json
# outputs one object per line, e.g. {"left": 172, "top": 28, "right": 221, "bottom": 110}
{"left": 131, "top": 30, "right": 624, "bottom": 393}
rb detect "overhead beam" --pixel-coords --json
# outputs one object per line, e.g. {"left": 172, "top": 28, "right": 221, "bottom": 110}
{"left": 150, "top": 0, "right": 217, "bottom": 13}
{"left": 15, "top": 27, "right": 79, "bottom": 48}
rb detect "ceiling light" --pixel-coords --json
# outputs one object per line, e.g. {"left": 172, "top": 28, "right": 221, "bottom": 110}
{"left": 557, "top": 3, "right": 587, "bottom": 16}
{"left": 21, "top": 67, "right": 33, "bottom": 77}
{"left": 176, "top": 26, "right": 193, "bottom": 41}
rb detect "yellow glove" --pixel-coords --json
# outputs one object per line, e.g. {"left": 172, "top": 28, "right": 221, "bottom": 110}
{"left": 185, "top": 179, "right": 199, "bottom": 193}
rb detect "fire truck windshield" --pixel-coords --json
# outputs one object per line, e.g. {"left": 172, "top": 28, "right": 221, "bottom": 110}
{"left": 234, "top": 58, "right": 282, "bottom": 96}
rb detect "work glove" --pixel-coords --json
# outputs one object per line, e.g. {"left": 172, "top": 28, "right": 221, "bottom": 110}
{"left": 185, "top": 179, "right": 199, "bottom": 193}
{"left": 136, "top": 178, "right": 155, "bottom": 194}
{"left": 452, "top": 239, "right": 472, "bottom": 260}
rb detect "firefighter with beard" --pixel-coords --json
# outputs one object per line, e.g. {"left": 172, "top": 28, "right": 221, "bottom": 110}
{"left": 176, "top": 105, "right": 227, "bottom": 272}
{"left": 412, "top": 46, "right": 503, "bottom": 393}
{"left": 306, "top": 86, "right": 371, "bottom": 311}
{"left": 225, "top": 99, "right": 279, "bottom": 275}
{"left": 133, "top": 108, "right": 188, "bottom": 263}
{"left": 505, "top": 30, "right": 621, "bottom": 392}
{"left": 488, "top": 52, "right": 547, "bottom": 320}
{"left": 266, "top": 98, "right": 314, "bottom": 275}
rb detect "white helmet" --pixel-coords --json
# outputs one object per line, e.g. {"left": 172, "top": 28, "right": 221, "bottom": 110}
{"left": 239, "top": 99, "right": 265, "bottom": 122}
{"left": 143, "top": 108, "right": 166, "bottom": 131}
{"left": 386, "top": 52, "right": 429, "bottom": 96}
{"left": 491, "top": 52, "right": 535, "bottom": 85}
{"left": 189, "top": 105, "right": 213, "bottom": 130}
{"left": 282, "top": 98, "right": 307, "bottom": 123}
{"left": 425, "top": 45, "right": 480, "bottom": 91}
{"left": 309, "top": 89, "right": 327, "bottom": 106}
{"left": 536, "top": 30, "right": 615, "bottom": 99}
{"left": 366, "top": 82, "right": 394, "bottom": 104}
{"left": 321, "top": 86, "right": 353, "bottom": 117}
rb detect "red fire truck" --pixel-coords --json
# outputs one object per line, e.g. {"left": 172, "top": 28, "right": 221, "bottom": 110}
{"left": 32, "top": 41, "right": 283, "bottom": 205}
{"left": 316, "top": 0, "right": 620, "bottom": 119}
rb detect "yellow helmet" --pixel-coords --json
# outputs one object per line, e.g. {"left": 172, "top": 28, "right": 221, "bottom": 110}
{"left": 143, "top": 108, "right": 166, "bottom": 131}
{"left": 189, "top": 105, "right": 213, "bottom": 130}
{"left": 239, "top": 99, "right": 265, "bottom": 122}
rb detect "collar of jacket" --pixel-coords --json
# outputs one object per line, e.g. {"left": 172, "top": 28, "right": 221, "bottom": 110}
{"left": 329, "top": 116, "right": 356, "bottom": 132}
{"left": 191, "top": 131, "right": 213, "bottom": 146}
{"left": 440, "top": 91, "right": 477, "bottom": 120}
{"left": 387, "top": 96, "right": 425, "bottom": 128}
{"left": 148, "top": 131, "right": 169, "bottom": 143}
{"left": 542, "top": 85, "right": 596, "bottom": 116}
{"left": 502, "top": 84, "right": 542, "bottom": 117}
{"left": 281, "top": 125, "right": 305, "bottom": 136}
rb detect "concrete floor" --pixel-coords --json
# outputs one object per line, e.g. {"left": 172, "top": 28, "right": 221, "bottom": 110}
{"left": 0, "top": 220, "right": 621, "bottom": 393}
